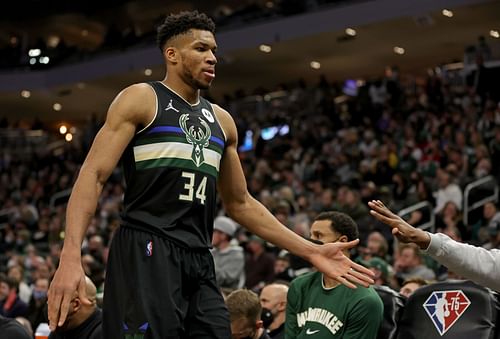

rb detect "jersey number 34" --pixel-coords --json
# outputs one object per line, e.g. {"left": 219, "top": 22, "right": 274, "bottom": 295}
{"left": 179, "top": 171, "right": 207, "bottom": 205}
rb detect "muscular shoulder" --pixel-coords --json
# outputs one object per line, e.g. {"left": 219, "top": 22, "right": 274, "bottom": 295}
{"left": 211, "top": 104, "right": 237, "bottom": 144}
{"left": 106, "top": 83, "right": 156, "bottom": 129}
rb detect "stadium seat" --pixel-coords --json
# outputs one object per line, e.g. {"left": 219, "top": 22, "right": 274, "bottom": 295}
{"left": 373, "top": 285, "right": 406, "bottom": 339}
{"left": 396, "top": 280, "right": 499, "bottom": 339}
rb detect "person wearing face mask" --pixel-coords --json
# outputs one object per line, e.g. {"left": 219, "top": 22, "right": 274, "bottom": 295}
{"left": 286, "top": 212, "right": 383, "bottom": 339}
{"left": 27, "top": 277, "right": 49, "bottom": 331}
{"left": 259, "top": 283, "right": 288, "bottom": 339}
{"left": 48, "top": 276, "right": 101, "bottom": 339}
{"left": 227, "top": 289, "right": 271, "bottom": 339}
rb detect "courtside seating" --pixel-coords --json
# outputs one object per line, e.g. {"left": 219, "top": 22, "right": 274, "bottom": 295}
{"left": 396, "top": 280, "right": 499, "bottom": 339}
{"left": 373, "top": 285, "right": 405, "bottom": 339}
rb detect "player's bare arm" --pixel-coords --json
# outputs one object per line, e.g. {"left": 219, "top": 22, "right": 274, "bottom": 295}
{"left": 213, "top": 104, "right": 374, "bottom": 288}
{"left": 48, "top": 83, "right": 156, "bottom": 330}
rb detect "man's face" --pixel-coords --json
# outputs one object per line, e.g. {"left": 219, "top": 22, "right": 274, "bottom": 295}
{"left": 0, "top": 282, "right": 10, "bottom": 300}
{"left": 310, "top": 220, "right": 342, "bottom": 244}
{"left": 400, "top": 282, "right": 421, "bottom": 297}
{"left": 399, "top": 248, "right": 418, "bottom": 269}
{"left": 260, "top": 286, "right": 281, "bottom": 316}
{"left": 176, "top": 29, "right": 217, "bottom": 90}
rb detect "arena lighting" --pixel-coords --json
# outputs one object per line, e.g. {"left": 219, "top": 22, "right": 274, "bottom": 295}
{"left": 65, "top": 133, "right": 73, "bottom": 142}
{"left": 345, "top": 28, "right": 357, "bottom": 36}
{"left": 442, "top": 9, "right": 453, "bottom": 17}
{"left": 21, "top": 90, "right": 31, "bottom": 98}
{"left": 47, "top": 35, "right": 60, "bottom": 48}
{"left": 144, "top": 68, "right": 153, "bottom": 76}
{"left": 10, "top": 36, "right": 18, "bottom": 45}
{"left": 310, "top": 61, "right": 321, "bottom": 69}
{"left": 39, "top": 56, "right": 50, "bottom": 64}
{"left": 77, "top": 82, "right": 86, "bottom": 89}
{"left": 59, "top": 125, "right": 67, "bottom": 134}
{"left": 81, "top": 29, "right": 89, "bottom": 37}
{"left": 259, "top": 44, "right": 272, "bottom": 53}
{"left": 490, "top": 30, "right": 499, "bottom": 38}
{"left": 28, "top": 48, "right": 41, "bottom": 57}
{"left": 393, "top": 46, "right": 405, "bottom": 55}
{"left": 53, "top": 103, "right": 62, "bottom": 111}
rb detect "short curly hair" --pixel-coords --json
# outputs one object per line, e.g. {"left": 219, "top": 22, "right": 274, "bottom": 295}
{"left": 314, "top": 211, "right": 359, "bottom": 242}
{"left": 157, "top": 11, "right": 216, "bottom": 51}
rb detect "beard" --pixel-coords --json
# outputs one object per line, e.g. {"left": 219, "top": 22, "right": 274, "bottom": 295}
{"left": 182, "top": 62, "right": 211, "bottom": 90}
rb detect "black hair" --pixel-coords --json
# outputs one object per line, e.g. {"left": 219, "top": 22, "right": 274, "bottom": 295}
{"left": 315, "top": 211, "right": 359, "bottom": 242}
{"left": 156, "top": 10, "right": 216, "bottom": 51}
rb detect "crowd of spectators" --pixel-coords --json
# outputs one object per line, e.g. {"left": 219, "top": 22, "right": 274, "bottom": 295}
{"left": 1, "top": 50, "right": 500, "bottom": 335}
{"left": 0, "top": 0, "right": 354, "bottom": 70}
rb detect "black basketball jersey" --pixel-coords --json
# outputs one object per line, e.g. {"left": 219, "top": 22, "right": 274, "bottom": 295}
{"left": 120, "top": 81, "right": 226, "bottom": 249}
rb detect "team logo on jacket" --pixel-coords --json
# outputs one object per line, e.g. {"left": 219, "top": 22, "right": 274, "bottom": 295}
{"left": 179, "top": 113, "right": 211, "bottom": 167}
{"left": 423, "top": 290, "right": 471, "bottom": 336}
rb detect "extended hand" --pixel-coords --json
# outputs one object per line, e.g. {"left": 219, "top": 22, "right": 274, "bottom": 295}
{"left": 47, "top": 260, "right": 91, "bottom": 331}
{"left": 310, "top": 239, "right": 375, "bottom": 289}
{"left": 368, "top": 200, "right": 431, "bottom": 249}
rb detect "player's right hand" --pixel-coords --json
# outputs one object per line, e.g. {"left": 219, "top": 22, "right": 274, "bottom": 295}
{"left": 47, "top": 259, "right": 91, "bottom": 331}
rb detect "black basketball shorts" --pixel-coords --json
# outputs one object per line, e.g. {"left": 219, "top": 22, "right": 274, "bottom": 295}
{"left": 102, "top": 226, "right": 231, "bottom": 339}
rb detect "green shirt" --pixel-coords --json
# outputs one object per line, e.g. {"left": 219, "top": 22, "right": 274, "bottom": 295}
{"left": 286, "top": 272, "right": 383, "bottom": 339}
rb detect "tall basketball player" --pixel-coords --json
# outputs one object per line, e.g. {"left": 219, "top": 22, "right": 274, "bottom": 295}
{"left": 48, "top": 11, "right": 374, "bottom": 339}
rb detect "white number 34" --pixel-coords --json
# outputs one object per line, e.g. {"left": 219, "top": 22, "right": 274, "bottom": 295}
{"left": 179, "top": 171, "right": 207, "bottom": 205}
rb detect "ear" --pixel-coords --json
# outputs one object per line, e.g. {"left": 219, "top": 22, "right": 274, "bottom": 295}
{"left": 72, "top": 298, "right": 82, "bottom": 313}
{"left": 165, "top": 47, "right": 179, "bottom": 64}
{"left": 339, "top": 235, "right": 349, "bottom": 243}
{"left": 278, "top": 300, "right": 287, "bottom": 312}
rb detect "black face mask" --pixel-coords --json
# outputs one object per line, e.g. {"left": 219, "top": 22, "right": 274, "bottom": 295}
{"left": 261, "top": 307, "right": 274, "bottom": 329}
{"left": 308, "top": 238, "right": 324, "bottom": 245}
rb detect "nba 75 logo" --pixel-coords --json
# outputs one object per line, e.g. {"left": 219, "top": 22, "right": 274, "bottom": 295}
{"left": 423, "top": 290, "right": 471, "bottom": 336}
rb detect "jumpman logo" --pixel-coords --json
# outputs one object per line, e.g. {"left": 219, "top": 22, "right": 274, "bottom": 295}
{"left": 165, "top": 99, "right": 179, "bottom": 112}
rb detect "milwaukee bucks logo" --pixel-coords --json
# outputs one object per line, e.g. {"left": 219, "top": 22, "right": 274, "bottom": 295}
{"left": 179, "top": 113, "right": 211, "bottom": 167}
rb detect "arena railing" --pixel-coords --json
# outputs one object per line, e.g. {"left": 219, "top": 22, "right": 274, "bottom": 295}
{"left": 463, "top": 175, "right": 499, "bottom": 226}
{"left": 397, "top": 201, "right": 435, "bottom": 233}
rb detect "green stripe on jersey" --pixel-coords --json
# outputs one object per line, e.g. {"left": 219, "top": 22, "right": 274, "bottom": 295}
{"left": 135, "top": 157, "right": 218, "bottom": 178}
{"left": 135, "top": 135, "right": 223, "bottom": 155}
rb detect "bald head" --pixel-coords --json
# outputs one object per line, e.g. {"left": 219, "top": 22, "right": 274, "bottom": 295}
{"left": 259, "top": 283, "right": 289, "bottom": 329}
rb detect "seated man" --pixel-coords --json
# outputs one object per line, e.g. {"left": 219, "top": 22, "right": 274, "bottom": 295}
{"left": 49, "top": 277, "right": 101, "bottom": 339}
{"left": 226, "top": 288, "right": 271, "bottom": 339}
{"left": 259, "top": 282, "right": 289, "bottom": 339}
{"left": 286, "top": 211, "right": 383, "bottom": 338}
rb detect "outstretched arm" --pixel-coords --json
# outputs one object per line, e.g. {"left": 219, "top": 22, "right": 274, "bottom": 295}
{"left": 369, "top": 200, "right": 500, "bottom": 291}
{"left": 214, "top": 105, "right": 374, "bottom": 288}
{"left": 48, "top": 84, "right": 155, "bottom": 330}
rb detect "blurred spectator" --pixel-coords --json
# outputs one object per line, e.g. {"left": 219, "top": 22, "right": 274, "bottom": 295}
{"left": 433, "top": 168, "right": 463, "bottom": 214}
{"left": 0, "top": 273, "right": 28, "bottom": 318}
{"left": 211, "top": 216, "right": 245, "bottom": 289}
{"left": 399, "top": 277, "right": 428, "bottom": 298}
{"left": 7, "top": 265, "right": 31, "bottom": 304}
{"left": 393, "top": 243, "right": 436, "bottom": 283}
{"left": 482, "top": 202, "right": 500, "bottom": 249}
{"left": 27, "top": 277, "right": 49, "bottom": 330}
{"left": 245, "top": 236, "right": 275, "bottom": 291}
{"left": 272, "top": 253, "right": 295, "bottom": 282}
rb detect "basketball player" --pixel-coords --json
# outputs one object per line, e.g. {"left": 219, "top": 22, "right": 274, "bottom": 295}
{"left": 48, "top": 11, "right": 374, "bottom": 338}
